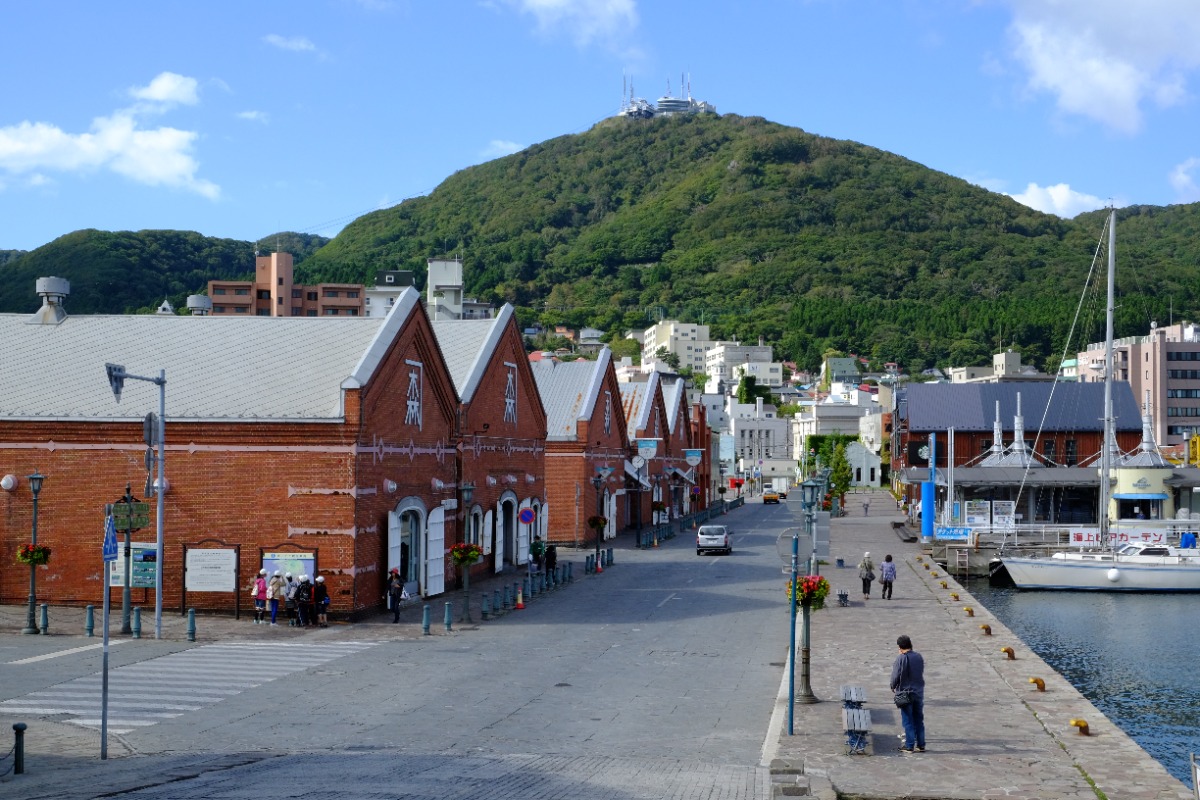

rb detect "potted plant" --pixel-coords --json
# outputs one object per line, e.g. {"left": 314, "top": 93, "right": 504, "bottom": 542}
{"left": 449, "top": 542, "right": 483, "bottom": 567}
{"left": 786, "top": 575, "right": 831, "bottom": 609}
{"left": 16, "top": 543, "right": 51, "bottom": 566}
{"left": 587, "top": 515, "right": 607, "bottom": 532}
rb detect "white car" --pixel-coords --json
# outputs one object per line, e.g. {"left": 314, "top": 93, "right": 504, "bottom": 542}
{"left": 696, "top": 524, "right": 732, "bottom": 555}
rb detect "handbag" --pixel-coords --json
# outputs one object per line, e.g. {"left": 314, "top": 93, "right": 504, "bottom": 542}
{"left": 893, "top": 688, "right": 915, "bottom": 707}
{"left": 866, "top": 570, "right": 875, "bottom": 582}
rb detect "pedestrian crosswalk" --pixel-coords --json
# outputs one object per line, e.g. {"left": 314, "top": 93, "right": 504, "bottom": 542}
{"left": 0, "top": 641, "right": 377, "bottom": 734}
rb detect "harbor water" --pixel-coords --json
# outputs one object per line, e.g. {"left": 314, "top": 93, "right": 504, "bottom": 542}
{"left": 967, "top": 578, "right": 1200, "bottom": 786}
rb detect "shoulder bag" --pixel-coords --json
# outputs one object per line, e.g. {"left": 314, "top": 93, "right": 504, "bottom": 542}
{"left": 893, "top": 654, "right": 915, "bottom": 707}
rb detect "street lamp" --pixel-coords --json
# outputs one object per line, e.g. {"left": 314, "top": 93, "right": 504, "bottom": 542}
{"left": 105, "top": 363, "right": 166, "bottom": 639}
{"left": 789, "top": 478, "right": 821, "bottom": 726}
{"left": 22, "top": 471, "right": 45, "bottom": 635}
{"left": 460, "top": 481, "right": 475, "bottom": 621}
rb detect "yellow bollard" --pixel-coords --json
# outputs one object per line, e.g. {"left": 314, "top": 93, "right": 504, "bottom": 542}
{"left": 1070, "top": 719, "right": 1090, "bottom": 736}
{"left": 939, "top": 581, "right": 947, "bottom": 589}
{"left": 979, "top": 624, "right": 991, "bottom": 636}
{"left": 949, "top": 592, "right": 959, "bottom": 601}
{"left": 1001, "top": 646, "right": 1015, "bottom": 660}
{"left": 963, "top": 606, "right": 974, "bottom": 617}
{"left": 1029, "top": 677, "right": 1045, "bottom": 691}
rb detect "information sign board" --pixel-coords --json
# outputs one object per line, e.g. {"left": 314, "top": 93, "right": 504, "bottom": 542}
{"left": 184, "top": 548, "right": 237, "bottom": 592}
{"left": 108, "top": 542, "right": 157, "bottom": 588}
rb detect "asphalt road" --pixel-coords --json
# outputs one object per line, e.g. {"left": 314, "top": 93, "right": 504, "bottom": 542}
{"left": 1, "top": 498, "right": 799, "bottom": 800}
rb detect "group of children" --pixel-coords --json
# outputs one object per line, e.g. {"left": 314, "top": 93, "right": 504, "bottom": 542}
{"left": 249, "top": 569, "right": 331, "bottom": 627}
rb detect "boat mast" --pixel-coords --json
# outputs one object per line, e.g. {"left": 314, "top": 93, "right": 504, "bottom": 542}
{"left": 1100, "top": 208, "right": 1116, "bottom": 543}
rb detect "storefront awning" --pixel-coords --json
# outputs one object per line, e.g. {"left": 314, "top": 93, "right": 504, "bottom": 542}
{"left": 1113, "top": 492, "right": 1169, "bottom": 500}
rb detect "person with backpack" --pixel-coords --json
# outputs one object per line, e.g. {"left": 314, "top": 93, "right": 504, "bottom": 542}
{"left": 284, "top": 573, "right": 298, "bottom": 626}
{"left": 530, "top": 535, "right": 546, "bottom": 573}
{"left": 294, "top": 575, "right": 313, "bottom": 627}
{"left": 250, "top": 569, "right": 268, "bottom": 624}
{"left": 267, "top": 570, "right": 286, "bottom": 625}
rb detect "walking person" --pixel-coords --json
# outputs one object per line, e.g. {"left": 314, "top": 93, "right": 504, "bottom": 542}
{"left": 314, "top": 575, "right": 330, "bottom": 627}
{"left": 530, "top": 535, "right": 546, "bottom": 573}
{"left": 857, "top": 552, "right": 875, "bottom": 601}
{"left": 267, "top": 570, "right": 286, "bottom": 625}
{"left": 880, "top": 554, "right": 896, "bottom": 600}
{"left": 251, "top": 569, "right": 268, "bottom": 624}
{"left": 386, "top": 568, "right": 406, "bottom": 623}
{"left": 891, "top": 634, "right": 926, "bottom": 753}
{"left": 862, "top": 500, "right": 870, "bottom": 516}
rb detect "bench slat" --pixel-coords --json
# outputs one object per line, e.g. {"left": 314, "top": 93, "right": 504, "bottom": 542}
{"left": 842, "top": 708, "right": 872, "bottom": 732}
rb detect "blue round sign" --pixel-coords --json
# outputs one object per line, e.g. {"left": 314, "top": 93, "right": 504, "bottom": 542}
{"left": 519, "top": 508, "right": 536, "bottom": 524}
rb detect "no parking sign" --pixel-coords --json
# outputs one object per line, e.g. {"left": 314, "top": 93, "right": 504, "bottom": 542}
{"left": 519, "top": 508, "right": 536, "bottom": 524}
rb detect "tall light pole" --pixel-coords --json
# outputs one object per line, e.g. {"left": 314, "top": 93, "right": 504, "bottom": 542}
{"left": 105, "top": 363, "right": 166, "bottom": 639}
{"left": 796, "top": 479, "right": 821, "bottom": 711}
{"left": 459, "top": 481, "right": 475, "bottom": 622}
{"left": 22, "top": 471, "right": 45, "bottom": 635}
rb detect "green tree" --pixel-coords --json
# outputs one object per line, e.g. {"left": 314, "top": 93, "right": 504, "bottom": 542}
{"left": 829, "top": 442, "right": 853, "bottom": 501}
{"left": 655, "top": 346, "right": 681, "bottom": 370}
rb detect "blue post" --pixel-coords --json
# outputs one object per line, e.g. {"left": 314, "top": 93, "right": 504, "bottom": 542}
{"left": 493, "top": 589, "right": 502, "bottom": 614}
{"left": 444, "top": 602, "right": 453, "bottom": 632}
{"left": 502, "top": 586, "right": 510, "bottom": 610}
{"left": 422, "top": 604, "right": 431, "bottom": 635}
{"left": 608, "top": 547, "right": 614, "bottom": 566}
{"left": 85, "top": 605, "right": 95, "bottom": 637}
{"left": 187, "top": 608, "right": 196, "bottom": 642}
{"left": 586, "top": 554, "right": 593, "bottom": 574}
{"left": 481, "top": 592, "right": 491, "bottom": 620}
{"left": 39, "top": 603, "right": 48, "bottom": 635}
{"left": 527, "top": 574, "right": 535, "bottom": 598}
{"left": 13, "top": 723, "right": 26, "bottom": 775}
{"left": 132, "top": 607, "right": 141, "bottom": 639}
{"left": 567, "top": 562, "right": 574, "bottom": 582}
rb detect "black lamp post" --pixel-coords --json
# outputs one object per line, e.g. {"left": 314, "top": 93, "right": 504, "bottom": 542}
{"left": 22, "top": 471, "right": 45, "bottom": 635}
{"left": 591, "top": 473, "right": 605, "bottom": 573}
{"left": 460, "top": 481, "right": 475, "bottom": 622}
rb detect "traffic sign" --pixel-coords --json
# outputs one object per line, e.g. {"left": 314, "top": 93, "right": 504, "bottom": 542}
{"left": 102, "top": 514, "right": 119, "bottom": 563}
{"left": 519, "top": 507, "right": 536, "bottom": 524}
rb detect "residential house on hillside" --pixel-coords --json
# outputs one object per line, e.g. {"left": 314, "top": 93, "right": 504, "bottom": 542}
{"left": 208, "top": 251, "right": 364, "bottom": 317}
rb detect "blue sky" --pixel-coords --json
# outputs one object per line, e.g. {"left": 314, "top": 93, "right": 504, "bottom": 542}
{"left": 4, "top": 1, "right": 1200, "bottom": 252}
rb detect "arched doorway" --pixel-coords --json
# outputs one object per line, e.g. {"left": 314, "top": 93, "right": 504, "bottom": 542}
{"left": 388, "top": 498, "right": 425, "bottom": 596}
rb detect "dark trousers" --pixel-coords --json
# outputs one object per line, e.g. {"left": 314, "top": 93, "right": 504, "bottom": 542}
{"left": 881, "top": 580, "right": 893, "bottom": 599}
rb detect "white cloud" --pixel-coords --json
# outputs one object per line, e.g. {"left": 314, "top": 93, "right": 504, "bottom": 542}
{"left": 506, "top": 0, "right": 637, "bottom": 47}
{"left": 264, "top": 34, "right": 318, "bottom": 53}
{"left": 237, "top": 110, "right": 270, "bottom": 124}
{"left": 1005, "top": 0, "right": 1200, "bottom": 134}
{"left": 129, "top": 72, "right": 199, "bottom": 106}
{"left": 1169, "top": 157, "right": 1200, "bottom": 201}
{"left": 481, "top": 139, "right": 524, "bottom": 159}
{"left": 1009, "top": 182, "right": 1107, "bottom": 217}
{"left": 0, "top": 75, "right": 218, "bottom": 200}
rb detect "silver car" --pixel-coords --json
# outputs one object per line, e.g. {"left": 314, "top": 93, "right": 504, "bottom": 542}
{"left": 696, "top": 524, "right": 732, "bottom": 555}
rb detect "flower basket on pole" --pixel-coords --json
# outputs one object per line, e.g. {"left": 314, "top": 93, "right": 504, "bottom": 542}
{"left": 786, "top": 575, "right": 830, "bottom": 610}
{"left": 587, "top": 515, "right": 607, "bottom": 532}
{"left": 450, "top": 542, "right": 483, "bottom": 622}
{"left": 16, "top": 544, "right": 51, "bottom": 566}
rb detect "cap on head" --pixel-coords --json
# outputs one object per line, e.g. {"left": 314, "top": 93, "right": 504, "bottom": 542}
{"left": 316, "top": 576, "right": 325, "bottom": 583}
{"left": 259, "top": 569, "right": 267, "bottom": 575}
{"left": 897, "top": 635, "right": 913, "bottom": 650}
{"left": 864, "top": 552, "right": 870, "bottom": 558}
{"left": 285, "top": 572, "right": 292, "bottom": 578}
{"left": 274, "top": 570, "right": 282, "bottom": 576}
{"left": 391, "top": 567, "right": 399, "bottom": 574}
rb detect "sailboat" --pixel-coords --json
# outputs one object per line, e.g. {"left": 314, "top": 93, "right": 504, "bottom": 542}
{"left": 999, "top": 209, "right": 1200, "bottom": 591}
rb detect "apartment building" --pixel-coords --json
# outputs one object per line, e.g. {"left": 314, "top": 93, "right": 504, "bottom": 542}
{"left": 641, "top": 320, "right": 711, "bottom": 372}
{"left": 1078, "top": 320, "right": 1200, "bottom": 446}
{"left": 705, "top": 342, "right": 781, "bottom": 387}
{"left": 207, "top": 252, "right": 365, "bottom": 317}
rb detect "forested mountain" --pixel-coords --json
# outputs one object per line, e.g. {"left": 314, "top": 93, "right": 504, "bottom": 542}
{"left": 0, "top": 230, "right": 328, "bottom": 315}
{"left": 4, "top": 113, "right": 1200, "bottom": 373}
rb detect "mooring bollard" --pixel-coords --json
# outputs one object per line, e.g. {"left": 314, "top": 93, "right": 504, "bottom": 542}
{"left": 481, "top": 592, "right": 491, "bottom": 620}
{"left": 39, "top": 604, "right": 48, "bottom": 635}
{"left": 493, "top": 589, "right": 502, "bottom": 614}
{"left": 13, "top": 722, "right": 26, "bottom": 775}
{"left": 524, "top": 575, "right": 533, "bottom": 599}
{"left": 444, "top": 602, "right": 453, "bottom": 632}
{"left": 422, "top": 604, "right": 431, "bottom": 635}
{"left": 85, "top": 605, "right": 95, "bottom": 637}
{"left": 132, "top": 607, "right": 142, "bottom": 639}
{"left": 187, "top": 608, "right": 196, "bottom": 642}
{"left": 501, "top": 586, "right": 510, "bottom": 610}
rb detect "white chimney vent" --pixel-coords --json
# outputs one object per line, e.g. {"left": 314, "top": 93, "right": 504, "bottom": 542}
{"left": 26, "top": 276, "right": 70, "bottom": 325}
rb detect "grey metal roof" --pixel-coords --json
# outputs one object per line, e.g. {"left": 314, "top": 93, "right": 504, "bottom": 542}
{"left": 619, "top": 371, "right": 660, "bottom": 443}
{"left": 903, "top": 382, "right": 1142, "bottom": 433}
{"left": 430, "top": 306, "right": 513, "bottom": 402}
{"left": 900, "top": 466, "right": 1101, "bottom": 487}
{"left": 1, "top": 287, "right": 422, "bottom": 422}
{"left": 531, "top": 349, "right": 610, "bottom": 441}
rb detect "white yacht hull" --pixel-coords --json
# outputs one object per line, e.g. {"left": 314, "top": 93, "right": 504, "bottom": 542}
{"left": 1002, "top": 553, "right": 1200, "bottom": 591}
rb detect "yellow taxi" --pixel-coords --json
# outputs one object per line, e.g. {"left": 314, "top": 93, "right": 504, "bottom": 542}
{"left": 763, "top": 490, "right": 781, "bottom": 504}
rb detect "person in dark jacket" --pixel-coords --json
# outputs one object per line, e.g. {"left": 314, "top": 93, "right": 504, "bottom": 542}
{"left": 891, "top": 634, "right": 926, "bottom": 753}
{"left": 294, "top": 575, "right": 313, "bottom": 627}
{"left": 313, "top": 575, "right": 330, "bottom": 627}
{"left": 386, "top": 568, "right": 406, "bottom": 623}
